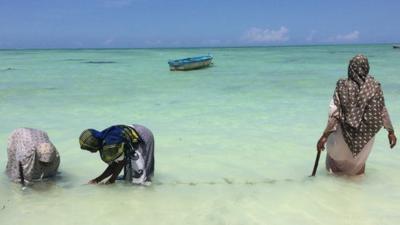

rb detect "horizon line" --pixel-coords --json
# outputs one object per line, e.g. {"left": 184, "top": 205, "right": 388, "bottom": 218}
{"left": 0, "top": 42, "right": 398, "bottom": 51}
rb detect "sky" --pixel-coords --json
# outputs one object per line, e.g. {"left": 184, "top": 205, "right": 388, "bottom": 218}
{"left": 0, "top": 0, "right": 399, "bottom": 48}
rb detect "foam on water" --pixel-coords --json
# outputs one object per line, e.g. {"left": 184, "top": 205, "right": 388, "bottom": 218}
{"left": 0, "top": 45, "right": 399, "bottom": 225}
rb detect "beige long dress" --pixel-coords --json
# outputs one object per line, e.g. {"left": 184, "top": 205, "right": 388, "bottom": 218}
{"left": 324, "top": 99, "right": 393, "bottom": 175}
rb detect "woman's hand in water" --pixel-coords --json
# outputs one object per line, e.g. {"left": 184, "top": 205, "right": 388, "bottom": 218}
{"left": 317, "top": 135, "right": 328, "bottom": 151}
{"left": 104, "top": 180, "right": 116, "bottom": 185}
{"left": 88, "top": 179, "right": 98, "bottom": 184}
{"left": 388, "top": 131, "right": 397, "bottom": 149}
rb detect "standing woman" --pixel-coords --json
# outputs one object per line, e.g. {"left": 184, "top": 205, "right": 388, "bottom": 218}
{"left": 317, "top": 55, "right": 396, "bottom": 175}
{"left": 79, "top": 124, "right": 154, "bottom": 185}
{"left": 6, "top": 128, "right": 60, "bottom": 183}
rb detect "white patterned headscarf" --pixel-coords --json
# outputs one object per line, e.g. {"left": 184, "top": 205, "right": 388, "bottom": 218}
{"left": 334, "top": 55, "right": 385, "bottom": 156}
{"left": 36, "top": 143, "right": 57, "bottom": 163}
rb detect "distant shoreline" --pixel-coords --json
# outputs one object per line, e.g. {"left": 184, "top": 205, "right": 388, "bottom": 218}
{"left": 0, "top": 43, "right": 398, "bottom": 51}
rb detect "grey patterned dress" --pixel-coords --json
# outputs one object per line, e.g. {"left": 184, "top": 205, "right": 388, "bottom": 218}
{"left": 128, "top": 124, "right": 155, "bottom": 184}
{"left": 6, "top": 128, "right": 60, "bottom": 183}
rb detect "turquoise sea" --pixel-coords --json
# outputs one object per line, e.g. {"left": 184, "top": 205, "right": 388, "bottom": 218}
{"left": 0, "top": 45, "right": 399, "bottom": 225}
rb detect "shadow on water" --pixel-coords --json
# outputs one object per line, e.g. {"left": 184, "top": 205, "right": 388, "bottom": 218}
{"left": 1, "top": 68, "right": 16, "bottom": 72}
{"left": 221, "top": 85, "right": 247, "bottom": 93}
{"left": 0, "top": 173, "right": 74, "bottom": 211}
{"left": 29, "top": 180, "right": 59, "bottom": 192}
{"left": 41, "top": 87, "right": 58, "bottom": 91}
{"left": 83, "top": 61, "right": 116, "bottom": 64}
{"left": 0, "top": 199, "right": 10, "bottom": 212}
{"left": 21, "top": 172, "right": 75, "bottom": 192}
{"left": 64, "top": 59, "right": 85, "bottom": 61}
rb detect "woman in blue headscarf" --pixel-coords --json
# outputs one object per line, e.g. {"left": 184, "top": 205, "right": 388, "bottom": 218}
{"left": 79, "top": 124, "right": 154, "bottom": 185}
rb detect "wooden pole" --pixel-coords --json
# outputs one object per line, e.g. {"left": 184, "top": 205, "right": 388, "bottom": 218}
{"left": 311, "top": 150, "right": 321, "bottom": 176}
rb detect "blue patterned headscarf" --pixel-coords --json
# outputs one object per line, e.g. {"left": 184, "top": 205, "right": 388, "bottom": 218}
{"left": 79, "top": 125, "right": 139, "bottom": 163}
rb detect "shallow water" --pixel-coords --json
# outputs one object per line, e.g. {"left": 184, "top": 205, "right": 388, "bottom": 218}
{"left": 0, "top": 45, "right": 399, "bottom": 225}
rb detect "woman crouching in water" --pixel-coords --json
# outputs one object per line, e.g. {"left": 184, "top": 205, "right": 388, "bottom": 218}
{"left": 79, "top": 124, "right": 154, "bottom": 185}
{"left": 6, "top": 128, "right": 60, "bottom": 184}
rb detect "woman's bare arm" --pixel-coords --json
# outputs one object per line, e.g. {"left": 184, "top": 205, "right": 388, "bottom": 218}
{"left": 106, "top": 160, "right": 125, "bottom": 184}
{"left": 89, "top": 162, "right": 119, "bottom": 184}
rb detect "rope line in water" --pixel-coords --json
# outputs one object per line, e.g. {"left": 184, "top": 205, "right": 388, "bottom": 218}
{"left": 151, "top": 178, "right": 295, "bottom": 186}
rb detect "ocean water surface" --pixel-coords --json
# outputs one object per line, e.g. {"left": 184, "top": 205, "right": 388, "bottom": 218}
{"left": 0, "top": 45, "right": 399, "bottom": 225}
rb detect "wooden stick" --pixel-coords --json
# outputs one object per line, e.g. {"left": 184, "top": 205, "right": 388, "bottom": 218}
{"left": 311, "top": 150, "right": 321, "bottom": 176}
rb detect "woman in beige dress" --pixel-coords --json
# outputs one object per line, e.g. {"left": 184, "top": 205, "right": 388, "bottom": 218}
{"left": 6, "top": 128, "right": 60, "bottom": 183}
{"left": 317, "top": 55, "right": 396, "bottom": 175}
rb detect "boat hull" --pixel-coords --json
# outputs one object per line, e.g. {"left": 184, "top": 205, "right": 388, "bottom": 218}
{"left": 169, "top": 59, "right": 212, "bottom": 71}
{"left": 168, "top": 55, "right": 213, "bottom": 71}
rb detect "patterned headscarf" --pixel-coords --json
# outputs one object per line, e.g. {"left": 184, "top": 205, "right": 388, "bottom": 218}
{"left": 348, "top": 54, "right": 369, "bottom": 86}
{"left": 335, "top": 54, "right": 385, "bottom": 156}
{"left": 79, "top": 125, "right": 140, "bottom": 163}
{"left": 79, "top": 129, "right": 101, "bottom": 152}
{"left": 36, "top": 143, "right": 58, "bottom": 163}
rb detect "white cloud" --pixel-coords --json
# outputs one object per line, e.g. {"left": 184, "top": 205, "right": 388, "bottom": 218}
{"left": 103, "top": 38, "right": 114, "bottom": 45}
{"left": 243, "top": 26, "right": 289, "bottom": 43}
{"left": 306, "top": 30, "right": 317, "bottom": 42}
{"left": 332, "top": 30, "right": 360, "bottom": 42}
